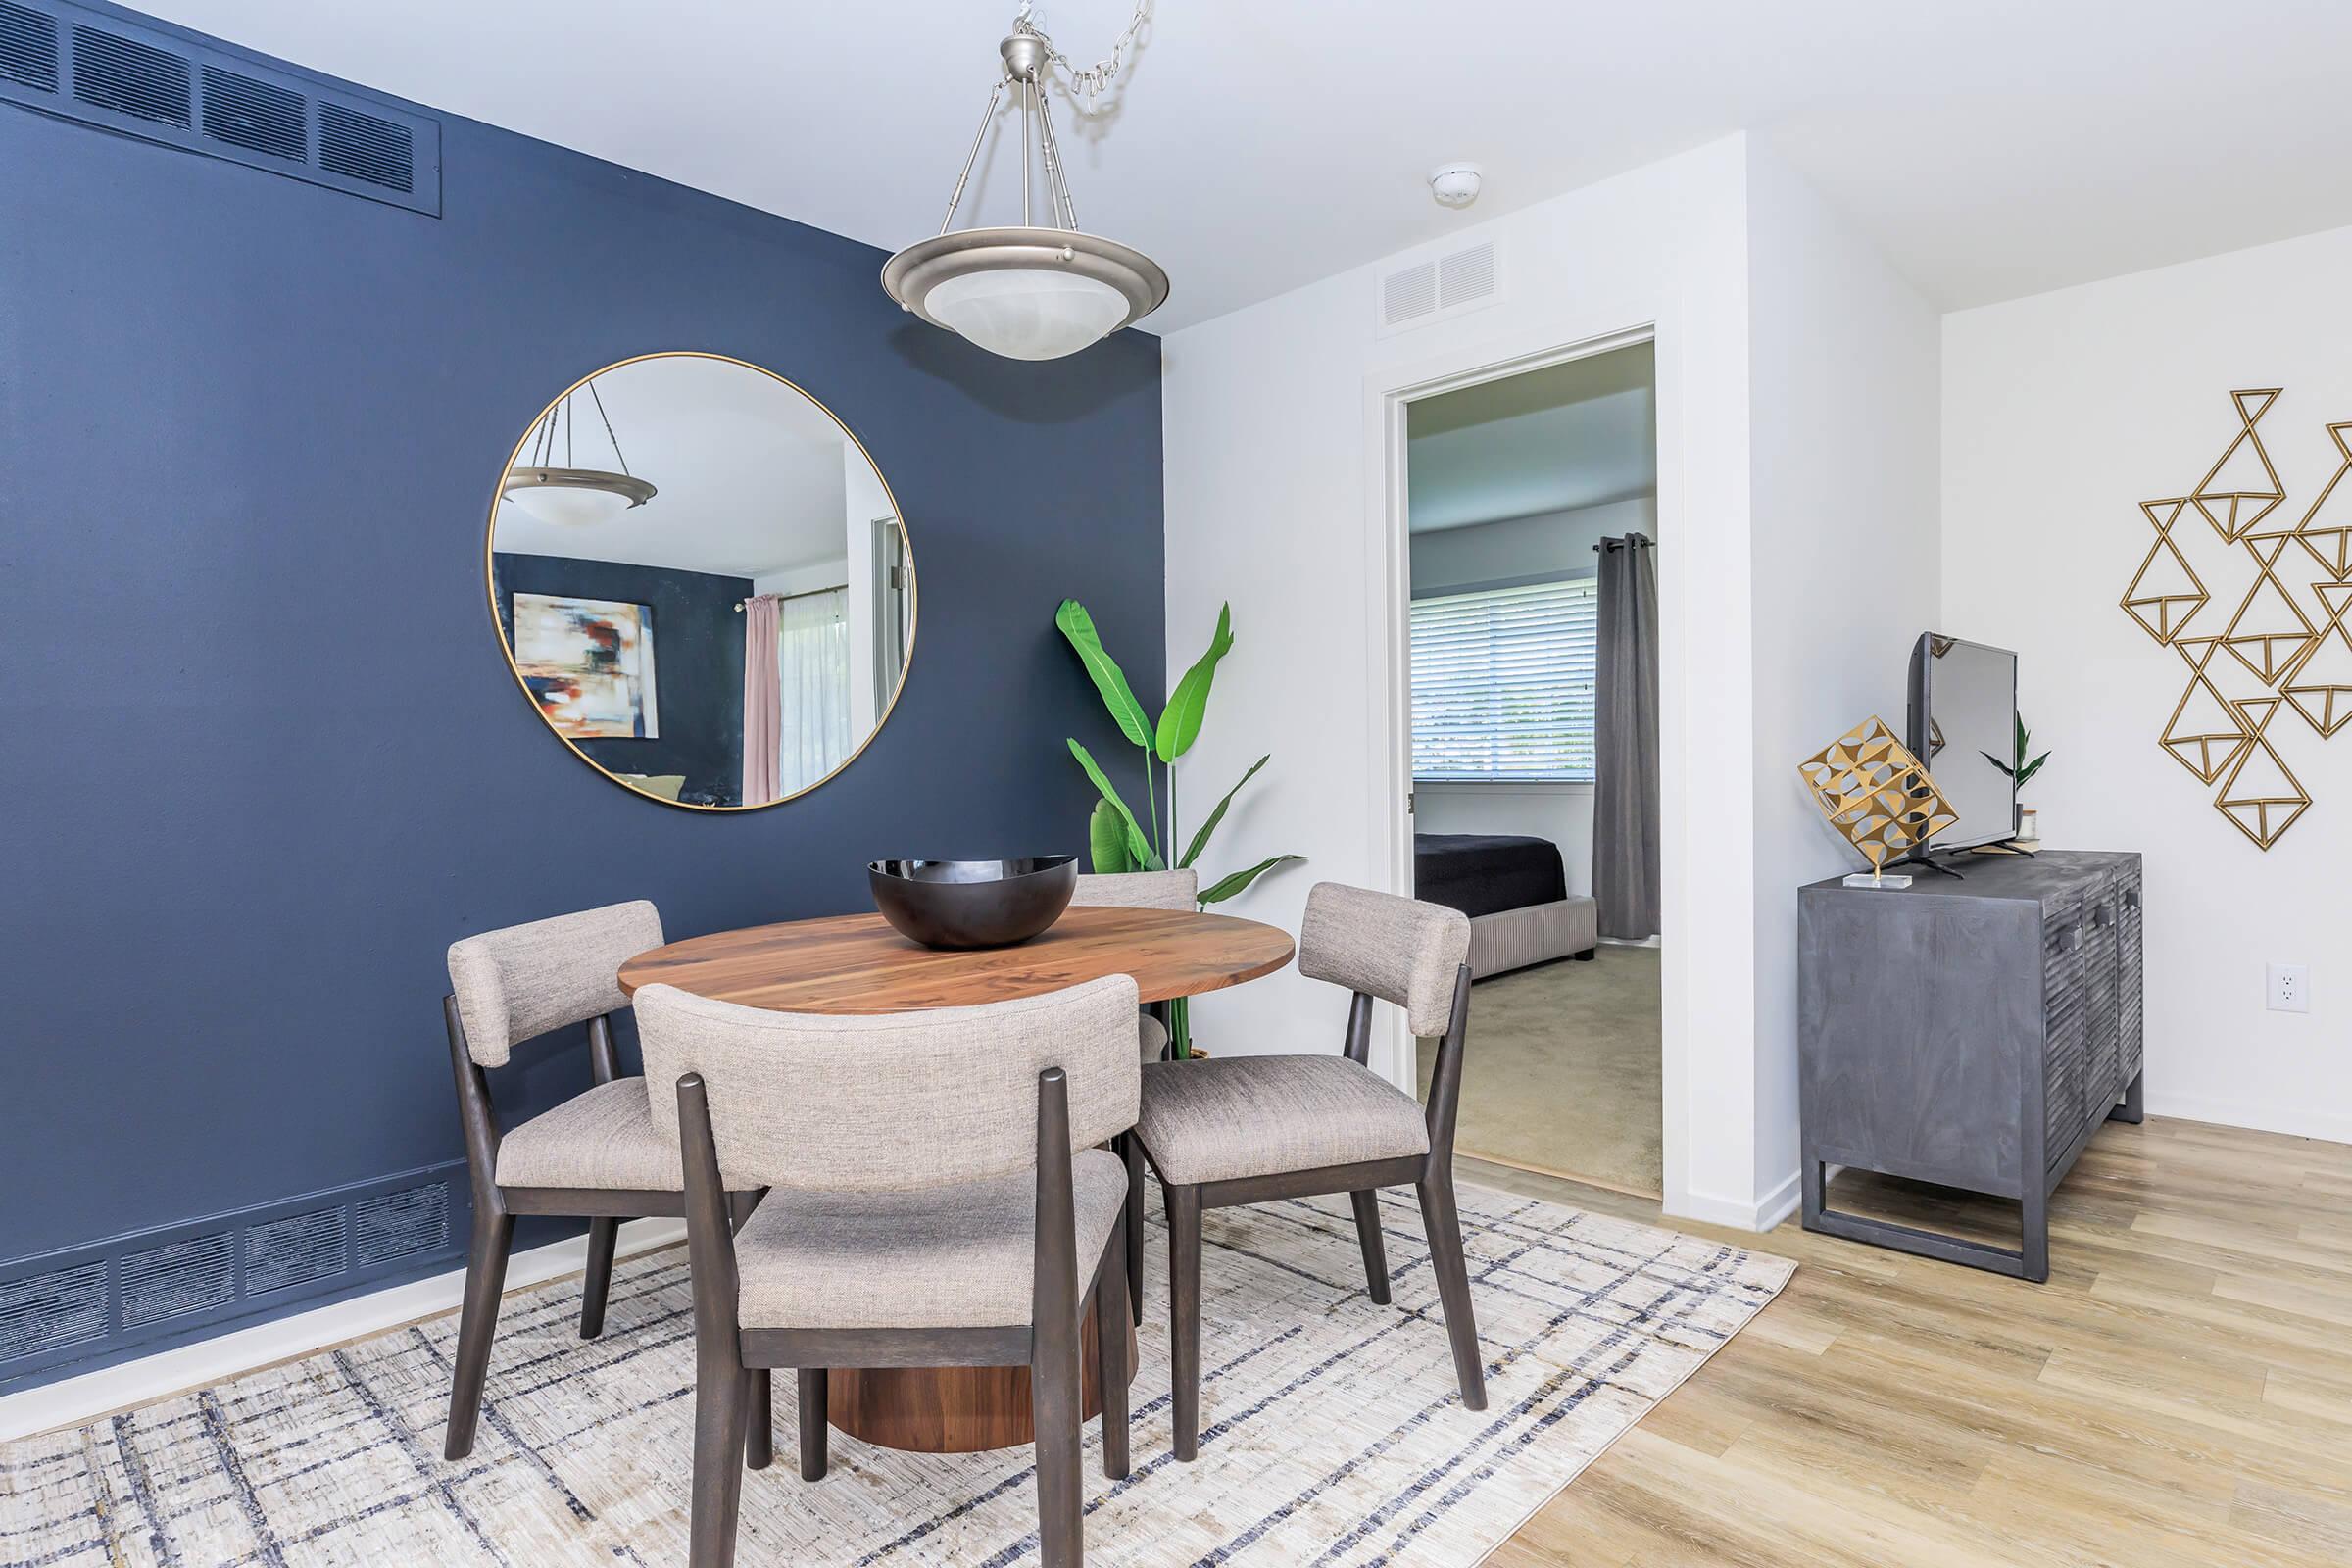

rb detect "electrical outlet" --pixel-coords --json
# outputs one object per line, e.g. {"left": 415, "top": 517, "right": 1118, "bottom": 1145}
{"left": 2268, "top": 962, "right": 2311, "bottom": 1014}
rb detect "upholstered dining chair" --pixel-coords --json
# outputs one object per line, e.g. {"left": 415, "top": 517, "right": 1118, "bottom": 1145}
{"left": 440, "top": 900, "right": 762, "bottom": 1463}
{"left": 1070, "top": 866, "right": 1198, "bottom": 1325}
{"left": 636, "top": 975, "right": 1141, "bottom": 1568}
{"left": 1132, "top": 880, "right": 1485, "bottom": 1460}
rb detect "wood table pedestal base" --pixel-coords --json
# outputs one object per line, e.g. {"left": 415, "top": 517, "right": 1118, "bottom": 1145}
{"left": 825, "top": 1315, "right": 1140, "bottom": 1453}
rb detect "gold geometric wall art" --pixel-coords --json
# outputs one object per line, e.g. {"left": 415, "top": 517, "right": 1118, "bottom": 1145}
{"left": 2120, "top": 497, "right": 2210, "bottom": 644}
{"left": 2188, "top": 387, "right": 2285, "bottom": 543}
{"left": 2216, "top": 532, "right": 2319, "bottom": 686}
{"left": 1796, "top": 716, "right": 1958, "bottom": 881}
{"left": 2159, "top": 636, "right": 2254, "bottom": 784}
{"left": 2124, "top": 387, "right": 2347, "bottom": 850}
{"left": 2212, "top": 695, "right": 2311, "bottom": 849}
{"left": 2280, "top": 580, "right": 2352, "bottom": 738}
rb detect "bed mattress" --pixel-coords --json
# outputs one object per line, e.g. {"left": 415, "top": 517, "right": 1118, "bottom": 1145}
{"left": 1413, "top": 832, "right": 1569, "bottom": 919}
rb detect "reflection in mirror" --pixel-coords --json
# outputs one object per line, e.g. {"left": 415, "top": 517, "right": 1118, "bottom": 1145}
{"left": 489, "top": 354, "right": 914, "bottom": 809}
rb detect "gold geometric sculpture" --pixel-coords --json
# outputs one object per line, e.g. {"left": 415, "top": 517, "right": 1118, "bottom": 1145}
{"left": 2217, "top": 533, "right": 2319, "bottom": 685}
{"left": 2188, "top": 387, "right": 2285, "bottom": 543}
{"left": 2120, "top": 497, "right": 2210, "bottom": 645}
{"left": 2125, "top": 388, "right": 2345, "bottom": 850}
{"left": 2159, "top": 636, "right": 2255, "bottom": 784}
{"left": 1796, "top": 716, "right": 1957, "bottom": 884}
{"left": 2280, "top": 580, "right": 2352, "bottom": 738}
{"left": 2213, "top": 695, "right": 2311, "bottom": 849}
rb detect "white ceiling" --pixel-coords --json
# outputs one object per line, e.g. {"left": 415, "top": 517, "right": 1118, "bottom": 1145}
{"left": 1407, "top": 343, "right": 1655, "bottom": 532}
{"left": 494, "top": 354, "right": 860, "bottom": 579}
{"left": 140, "top": 1, "right": 2352, "bottom": 330}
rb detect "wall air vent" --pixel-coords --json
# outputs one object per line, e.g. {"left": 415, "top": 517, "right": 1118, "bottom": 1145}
{"left": 0, "top": 0, "right": 439, "bottom": 215}
{"left": 0, "top": 1, "right": 61, "bottom": 92}
{"left": 1376, "top": 237, "right": 1502, "bottom": 339}
{"left": 0, "top": 1162, "right": 469, "bottom": 1392}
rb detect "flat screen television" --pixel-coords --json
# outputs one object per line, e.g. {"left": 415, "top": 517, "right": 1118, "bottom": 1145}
{"left": 1905, "top": 633, "right": 2020, "bottom": 856}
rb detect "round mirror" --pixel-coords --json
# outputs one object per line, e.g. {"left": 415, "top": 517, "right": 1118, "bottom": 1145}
{"left": 486, "top": 353, "right": 915, "bottom": 810}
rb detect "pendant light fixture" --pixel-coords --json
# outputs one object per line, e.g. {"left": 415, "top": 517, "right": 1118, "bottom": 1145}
{"left": 883, "top": 3, "right": 1168, "bottom": 362}
{"left": 502, "top": 375, "right": 657, "bottom": 526}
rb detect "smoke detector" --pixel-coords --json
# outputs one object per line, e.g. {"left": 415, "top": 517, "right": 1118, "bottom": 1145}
{"left": 1429, "top": 163, "right": 1483, "bottom": 208}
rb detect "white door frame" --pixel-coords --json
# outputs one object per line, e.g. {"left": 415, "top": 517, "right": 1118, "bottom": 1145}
{"left": 1359, "top": 319, "right": 1685, "bottom": 1210}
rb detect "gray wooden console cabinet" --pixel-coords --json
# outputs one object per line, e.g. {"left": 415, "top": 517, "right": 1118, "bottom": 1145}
{"left": 1797, "top": 851, "right": 2144, "bottom": 1282}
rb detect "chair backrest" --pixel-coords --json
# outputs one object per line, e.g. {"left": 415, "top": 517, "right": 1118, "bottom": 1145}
{"left": 1070, "top": 869, "right": 1199, "bottom": 910}
{"left": 634, "top": 976, "right": 1141, "bottom": 1192}
{"left": 1298, "top": 881, "right": 1470, "bottom": 1037}
{"left": 446, "top": 900, "right": 664, "bottom": 1067}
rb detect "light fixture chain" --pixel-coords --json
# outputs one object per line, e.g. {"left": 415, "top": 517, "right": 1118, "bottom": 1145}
{"left": 1017, "top": 0, "right": 1150, "bottom": 114}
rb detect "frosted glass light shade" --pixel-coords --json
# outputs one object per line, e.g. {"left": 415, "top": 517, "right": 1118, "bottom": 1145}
{"left": 922, "top": 269, "right": 1131, "bottom": 361}
{"left": 501, "top": 469, "right": 652, "bottom": 526}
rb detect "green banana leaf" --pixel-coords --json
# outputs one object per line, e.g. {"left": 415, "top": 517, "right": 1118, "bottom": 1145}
{"left": 1154, "top": 602, "right": 1234, "bottom": 762}
{"left": 1088, "top": 798, "right": 1136, "bottom": 873}
{"left": 1055, "top": 599, "right": 1153, "bottom": 750}
{"left": 1199, "top": 853, "right": 1302, "bottom": 904}
{"left": 1066, "top": 738, "right": 1163, "bottom": 869}
{"left": 1179, "top": 753, "right": 1269, "bottom": 869}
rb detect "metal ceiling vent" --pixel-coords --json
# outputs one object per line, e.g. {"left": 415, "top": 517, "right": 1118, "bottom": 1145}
{"left": 1377, "top": 238, "right": 1501, "bottom": 338}
{"left": 0, "top": 0, "right": 438, "bottom": 214}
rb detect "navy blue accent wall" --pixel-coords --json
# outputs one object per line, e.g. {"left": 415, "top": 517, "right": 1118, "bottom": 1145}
{"left": 0, "top": 7, "right": 1162, "bottom": 1386}
{"left": 491, "top": 554, "right": 752, "bottom": 807}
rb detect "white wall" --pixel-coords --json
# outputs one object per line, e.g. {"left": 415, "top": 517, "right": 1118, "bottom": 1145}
{"left": 1742, "top": 147, "right": 1944, "bottom": 1210}
{"left": 1409, "top": 496, "right": 1660, "bottom": 892}
{"left": 1943, "top": 222, "right": 2352, "bottom": 1145}
{"left": 1163, "top": 134, "right": 1772, "bottom": 1225}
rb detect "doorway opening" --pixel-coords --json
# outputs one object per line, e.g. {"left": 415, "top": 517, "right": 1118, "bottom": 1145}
{"left": 1400, "top": 341, "right": 1664, "bottom": 1198}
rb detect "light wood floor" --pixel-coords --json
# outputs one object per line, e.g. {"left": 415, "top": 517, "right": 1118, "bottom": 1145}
{"left": 1471, "top": 1116, "right": 2352, "bottom": 1568}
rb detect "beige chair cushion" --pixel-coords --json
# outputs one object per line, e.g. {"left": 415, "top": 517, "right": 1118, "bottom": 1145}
{"left": 734, "top": 1148, "right": 1128, "bottom": 1329}
{"left": 448, "top": 900, "right": 664, "bottom": 1067}
{"left": 1298, "top": 882, "right": 1470, "bottom": 1037}
{"left": 1137, "top": 1055, "right": 1430, "bottom": 1186}
{"left": 1137, "top": 1012, "right": 1168, "bottom": 1061}
{"left": 635, "top": 977, "right": 1141, "bottom": 1193}
{"left": 494, "top": 1079, "right": 680, "bottom": 1191}
{"left": 1071, "top": 869, "right": 1199, "bottom": 910}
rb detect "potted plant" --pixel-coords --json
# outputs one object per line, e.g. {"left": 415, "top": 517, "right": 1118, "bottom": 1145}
{"left": 1982, "top": 711, "right": 2050, "bottom": 845}
{"left": 1057, "top": 598, "right": 1301, "bottom": 1055}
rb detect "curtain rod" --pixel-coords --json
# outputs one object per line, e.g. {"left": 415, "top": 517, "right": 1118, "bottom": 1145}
{"left": 734, "top": 584, "right": 848, "bottom": 612}
{"left": 1592, "top": 532, "right": 1655, "bottom": 553}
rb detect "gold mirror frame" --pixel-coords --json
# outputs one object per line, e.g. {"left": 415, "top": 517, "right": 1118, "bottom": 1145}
{"left": 483, "top": 351, "right": 917, "bottom": 812}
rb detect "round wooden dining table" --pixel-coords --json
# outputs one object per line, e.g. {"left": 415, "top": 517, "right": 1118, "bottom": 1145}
{"left": 617, "top": 903, "right": 1296, "bottom": 1453}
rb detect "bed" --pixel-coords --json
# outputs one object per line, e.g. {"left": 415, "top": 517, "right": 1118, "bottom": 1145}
{"left": 1413, "top": 832, "right": 1599, "bottom": 980}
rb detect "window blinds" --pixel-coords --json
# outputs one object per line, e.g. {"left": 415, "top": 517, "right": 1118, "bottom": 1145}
{"left": 1409, "top": 576, "right": 1598, "bottom": 782}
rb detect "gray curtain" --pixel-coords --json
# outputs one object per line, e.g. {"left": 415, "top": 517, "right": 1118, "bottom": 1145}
{"left": 1593, "top": 533, "right": 1660, "bottom": 940}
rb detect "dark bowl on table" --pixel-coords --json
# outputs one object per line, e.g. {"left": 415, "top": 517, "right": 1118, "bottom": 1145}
{"left": 867, "top": 856, "right": 1079, "bottom": 950}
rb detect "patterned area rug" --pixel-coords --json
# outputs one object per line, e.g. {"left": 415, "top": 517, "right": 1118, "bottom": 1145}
{"left": 2, "top": 1182, "right": 1792, "bottom": 1567}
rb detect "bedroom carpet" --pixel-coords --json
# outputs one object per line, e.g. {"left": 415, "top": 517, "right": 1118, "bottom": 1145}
{"left": 0, "top": 1182, "right": 1790, "bottom": 1567}
{"left": 1418, "top": 943, "right": 1662, "bottom": 1198}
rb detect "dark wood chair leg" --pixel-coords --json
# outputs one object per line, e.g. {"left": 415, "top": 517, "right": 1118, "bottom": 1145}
{"left": 1348, "top": 1189, "right": 1392, "bottom": 1304}
{"left": 1033, "top": 1314, "right": 1084, "bottom": 1568}
{"left": 443, "top": 1208, "right": 514, "bottom": 1460}
{"left": 1119, "top": 1131, "right": 1145, "bottom": 1325}
{"left": 1165, "top": 1182, "right": 1203, "bottom": 1461}
{"left": 797, "top": 1369, "right": 829, "bottom": 1481}
{"left": 688, "top": 1347, "right": 747, "bottom": 1568}
{"left": 744, "top": 1368, "right": 772, "bottom": 1471}
{"left": 580, "top": 1216, "right": 619, "bottom": 1340}
{"left": 1097, "top": 1218, "right": 1131, "bottom": 1480}
{"left": 1414, "top": 1168, "right": 1487, "bottom": 1410}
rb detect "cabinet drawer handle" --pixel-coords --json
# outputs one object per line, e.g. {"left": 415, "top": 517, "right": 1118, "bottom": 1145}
{"left": 2124, "top": 888, "right": 2139, "bottom": 911}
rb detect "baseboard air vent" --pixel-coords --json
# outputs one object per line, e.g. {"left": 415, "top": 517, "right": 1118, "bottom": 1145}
{"left": 0, "top": 0, "right": 439, "bottom": 214}
{"left": 1377, "top": 238, "right": 1501, "bottom": 338}
{"left": 0, "top": 1162, "right": 470, "bottom": 1392}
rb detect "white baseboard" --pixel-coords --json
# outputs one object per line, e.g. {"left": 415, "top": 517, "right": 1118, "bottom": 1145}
{"left": 0, "top": 1217, "right": 687, "bottom": 1443}
{"left": 2143, "top": 1093, "right": 2352, "bottom": 1147}
{"left": 1664, "top": 1168, "right": 1800, "bottom": 1234}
